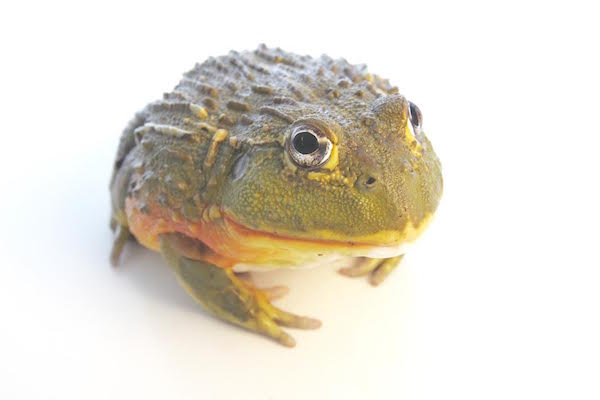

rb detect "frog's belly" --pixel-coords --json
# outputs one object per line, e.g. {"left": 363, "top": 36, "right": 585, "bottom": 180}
{"left": 232, "top": 254, "right": 355, "bottom": 272}
{"left": 231, "top": 240, "right": 413, "bottom": 272}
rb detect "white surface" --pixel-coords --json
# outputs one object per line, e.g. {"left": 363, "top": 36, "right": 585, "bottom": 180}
{"left": 1, "top": 1, "right": 599, "bottom": 399}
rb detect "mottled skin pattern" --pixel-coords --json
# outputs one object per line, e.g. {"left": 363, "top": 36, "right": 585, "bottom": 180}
{"left": 109, "top": 45, "right": 443, "bottom": 346}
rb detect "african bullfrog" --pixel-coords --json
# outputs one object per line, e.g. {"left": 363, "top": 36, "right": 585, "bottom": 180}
{"left": 109, "top": 45, "right": 443, "bottom": 347}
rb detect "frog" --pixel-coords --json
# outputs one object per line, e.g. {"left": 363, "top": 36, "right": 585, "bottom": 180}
{"left": 109, "top": 45, "right": 443, "bottom": 347}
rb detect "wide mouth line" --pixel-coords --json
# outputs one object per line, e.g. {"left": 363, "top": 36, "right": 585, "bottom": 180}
{"left": 221, "top": 211, "right": 401, "bottom": 248}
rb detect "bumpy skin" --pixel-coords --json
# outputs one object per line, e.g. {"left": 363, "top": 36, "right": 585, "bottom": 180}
{"left": 109, "top": 45, "right": 443, "bottom": 346}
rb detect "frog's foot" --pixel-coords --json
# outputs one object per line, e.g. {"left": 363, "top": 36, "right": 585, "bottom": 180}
{"left": 234, "top": 272, "right": 290, "bottom": 300}
{"left": 339, "top": 255, "right": 404, "bottom": 286}
{"left": 110, "top": 224, "right": 131, "bottom": 267}
{"left": 159, "top": 233, "right": 320, "bottom": 347}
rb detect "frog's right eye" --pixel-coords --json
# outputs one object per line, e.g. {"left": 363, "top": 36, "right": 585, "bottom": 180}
{"left": 287, "top": 125, "right": 332, "bottom": 169}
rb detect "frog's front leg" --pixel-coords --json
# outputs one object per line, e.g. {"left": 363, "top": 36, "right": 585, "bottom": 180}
{"left": 159, "top": 233, "right": 321, "bottom": 347}
{"left": 339, "top": 255, "right": 404, "bottom": 286}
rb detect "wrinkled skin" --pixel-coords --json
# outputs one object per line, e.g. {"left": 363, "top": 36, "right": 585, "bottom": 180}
{"left": 110, "top": 45, "right": 443, "bottom": 346}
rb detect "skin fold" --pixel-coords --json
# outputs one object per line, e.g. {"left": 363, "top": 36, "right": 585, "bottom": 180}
{"left": 109, "top": 45, "right": 443, "bottom": 346}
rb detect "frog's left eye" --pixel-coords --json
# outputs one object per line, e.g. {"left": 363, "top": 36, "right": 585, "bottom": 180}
{"left": 287, "top": 125, "right": 333, "bottom": 169}
{"left": 408, "top": 101, "right": 423, "bottom": 131}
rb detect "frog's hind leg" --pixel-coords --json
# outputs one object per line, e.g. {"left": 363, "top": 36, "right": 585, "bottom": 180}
{"left": 159, "top": 233, "right": 320, "bottom": 347}
{"left": 110, "top": 222, "right": 131, "bottom": 266}
{"left": 339, "top": 255, "right": 404, "bottom": 286}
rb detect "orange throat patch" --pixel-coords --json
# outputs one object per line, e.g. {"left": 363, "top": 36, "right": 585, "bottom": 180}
{"left": 125, "top": 198, "right": 429, "bottom": 270}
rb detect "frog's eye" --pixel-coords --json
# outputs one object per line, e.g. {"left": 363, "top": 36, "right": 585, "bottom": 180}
{"left": 408, "top": 101, "right": 423, "bottom": 131}
{"left": 287, "top": 125, "right": 333, "bottom": 169}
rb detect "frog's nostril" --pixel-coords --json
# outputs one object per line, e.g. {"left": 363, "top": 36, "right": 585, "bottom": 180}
{"left": 356, "top": 175, "right": 378, "bottom": 191}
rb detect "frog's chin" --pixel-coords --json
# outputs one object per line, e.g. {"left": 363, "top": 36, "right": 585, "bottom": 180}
{"left": 213, "top": 212, "right": 433, "bottom": 270}
{"left": 231, "top": 242, "right": 413, "bottom": 272}
{"left": 125, "top": 197, "right": 430, "bottom": 269}
{"left": 221, "top": 210, "right": 434, "bottom": 250}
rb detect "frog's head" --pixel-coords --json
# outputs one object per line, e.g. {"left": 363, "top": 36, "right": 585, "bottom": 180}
{"left": 220, "top": 94, "right": 442, "bottom": 260}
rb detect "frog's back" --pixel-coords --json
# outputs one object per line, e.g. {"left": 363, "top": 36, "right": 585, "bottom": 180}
{"left": 110, "top": 45, "right": 399, "bottom": 225}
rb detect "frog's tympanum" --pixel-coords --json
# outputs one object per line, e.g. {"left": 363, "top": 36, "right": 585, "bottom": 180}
{"left": 110, "top": 45, "right": 443, "bottom": 346}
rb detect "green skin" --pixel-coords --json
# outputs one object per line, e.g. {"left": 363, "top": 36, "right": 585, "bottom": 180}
{"left": 110, "top": 45, "right": 443, "bottom": 346}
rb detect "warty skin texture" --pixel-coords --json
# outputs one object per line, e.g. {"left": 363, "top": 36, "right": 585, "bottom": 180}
{"left": 111, "top": 45, "right": 442, "bottom": 260}
{"left": 109, "top": 45, "right": 443, "bottom": 346}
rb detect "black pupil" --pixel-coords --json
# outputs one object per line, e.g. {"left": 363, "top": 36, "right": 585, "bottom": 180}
{"left": 409, "top": 102, "right": 421, "bottom": 127}
{"left": 293, "top": 131, "right": 319, "bottom": 154}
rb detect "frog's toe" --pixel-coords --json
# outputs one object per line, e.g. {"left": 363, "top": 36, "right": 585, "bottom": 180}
{"left": 339, "top": 255, "right": 404, "bottom": 286}
{"left": 254, "top": 311, "right": 297, "bottom": 347}
{"left": 252, "top": 294, "right": 321, "bottom": 346}
{"left": 251, "top": 287, "right": 321, "bottom": 342}
{"left": 368, "top": 256, "right": 403, "bottom": 286}
{"left": 261, "top": 285, "right": 290, "bottom": 301}
{"left": 221, "top": 282, "right": 320, "bottom": 346}
{"left": 276, "top": 311, "right": 322, "bottom": 329}
{"left": 258, "top": 297, "right": 322, "bottom": 329}
{"left": 339, "top": 258, "right": 382, "bottom": 277}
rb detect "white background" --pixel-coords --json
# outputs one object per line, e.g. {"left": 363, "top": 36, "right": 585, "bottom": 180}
{"left": 1, "top": 1, "right": 599, "bottom": 399}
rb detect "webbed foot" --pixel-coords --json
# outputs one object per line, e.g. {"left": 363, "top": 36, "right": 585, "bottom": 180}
{"left": 339, "top": 255, "right": 404, "bottom": 286}
{"left": 159, "top": 233, "right": 320, "bottom": 347}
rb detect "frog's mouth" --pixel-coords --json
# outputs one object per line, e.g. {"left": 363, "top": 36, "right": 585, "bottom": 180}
{"left": 200, "top": 210, "right": 433, "bottom": 267}
{"left": 126, "top": 198, "right": 431, "bottom": 268}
